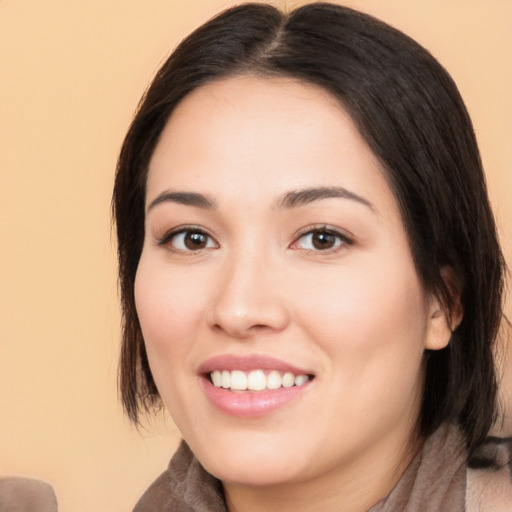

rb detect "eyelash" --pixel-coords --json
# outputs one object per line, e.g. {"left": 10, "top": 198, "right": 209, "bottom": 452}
{"left": 157, "top": 225, "right": 218, "bottom": 253}
{"left": 156, "top": 224, "right": 353, "bottom": 254}
{"left": 291, "top": 224, "right": 354, "bottom": 253}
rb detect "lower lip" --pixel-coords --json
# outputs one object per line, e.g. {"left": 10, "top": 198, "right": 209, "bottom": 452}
{"left": 201, "top": 378, "right": 312, "bottom": 417}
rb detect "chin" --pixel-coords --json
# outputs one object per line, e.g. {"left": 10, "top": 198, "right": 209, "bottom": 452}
{"left": 204, "top": 455, "right": 304, "bottom": 487}
{"left": 187, "top": 429, "right": 309, "bottom": 486}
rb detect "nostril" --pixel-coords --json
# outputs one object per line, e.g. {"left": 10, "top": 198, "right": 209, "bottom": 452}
{"left": 250, "top": 324, "right": 274, "bottom": 331}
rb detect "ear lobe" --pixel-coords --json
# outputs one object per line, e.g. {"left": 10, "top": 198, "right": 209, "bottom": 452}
{"left": 424, "top": 267, "right": 463, "bottom": 351}
{"left": 424, "top": 298, "right": 454, "bottom": 351}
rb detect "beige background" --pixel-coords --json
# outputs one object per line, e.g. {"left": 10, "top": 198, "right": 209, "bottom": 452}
{"left": 0, "top": 1, "right": 510, "bottom": 511}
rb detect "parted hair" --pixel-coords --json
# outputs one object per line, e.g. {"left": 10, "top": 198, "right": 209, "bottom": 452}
{"left": 113, "top": 2, "right": 506, "bottom": 453}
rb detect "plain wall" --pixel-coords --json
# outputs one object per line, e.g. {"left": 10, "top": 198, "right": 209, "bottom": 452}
{"left": 1, "top": 1, "right": 510, "bottom": 511}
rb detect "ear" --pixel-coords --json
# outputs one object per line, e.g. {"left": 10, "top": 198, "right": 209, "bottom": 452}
{"left": 424, "top": 267, "right": 463, "bottom": 351}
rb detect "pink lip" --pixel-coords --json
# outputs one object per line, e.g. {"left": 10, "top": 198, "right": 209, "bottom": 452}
{"left": 197, "top": 354, "right": 310, "bottom": 375}
{"left": 197, "top": 354, "right": 314, "bottom": 418}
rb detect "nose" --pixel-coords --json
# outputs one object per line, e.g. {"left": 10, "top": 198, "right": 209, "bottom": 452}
{"left": 206, "top": 253, "right": 290, "bottom": 339}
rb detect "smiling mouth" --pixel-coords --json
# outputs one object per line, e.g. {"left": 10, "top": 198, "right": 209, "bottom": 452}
{"left": 209, "top": 369, "right": 313, "bottom": 392}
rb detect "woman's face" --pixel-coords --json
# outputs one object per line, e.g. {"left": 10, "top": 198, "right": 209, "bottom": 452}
{"left": 135, "top": 76, "right": 448, "bottom": 489}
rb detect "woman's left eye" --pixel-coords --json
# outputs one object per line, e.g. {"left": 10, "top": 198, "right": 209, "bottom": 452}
{"left": 293, "top": 228, "right": 351, "bottom": 252}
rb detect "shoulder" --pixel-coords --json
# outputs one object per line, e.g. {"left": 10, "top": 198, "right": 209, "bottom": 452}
{"left": 133, "top": 470, "right": 183, "bottom": 512}
{"left": 466, "top": 436, "right": 512, "bottom": 512}
{"left": 133, "top": 442, "right": 226, "bottom": 512}
{"left": 0, "top": 477, "right": 58, "bottom": 512}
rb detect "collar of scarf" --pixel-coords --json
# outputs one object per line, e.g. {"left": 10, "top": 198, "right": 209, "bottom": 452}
{"left": 367, "top": 422, "right": 467, "bottom": 512}
{"left": 133, "top": 423, "right": 467, "bottom": 512}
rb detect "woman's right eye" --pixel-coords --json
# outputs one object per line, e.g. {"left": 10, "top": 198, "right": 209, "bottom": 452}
{"left": 159, "top": 228, "right": 218, "bottom": 252}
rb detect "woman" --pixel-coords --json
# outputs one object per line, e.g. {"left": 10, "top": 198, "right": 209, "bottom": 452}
{"left": 113, "top": 3, "right": 510, "bottom": 511}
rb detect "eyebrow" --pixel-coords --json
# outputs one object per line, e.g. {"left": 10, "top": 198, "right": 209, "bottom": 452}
{"left": 276, "top": 186, "right": 374, "bottom": 211}
{"left": 146, "top": 186, "right": 374, "bottom": 213}
{"left": 147, "top": 191, "right": 217, "bottom": 212}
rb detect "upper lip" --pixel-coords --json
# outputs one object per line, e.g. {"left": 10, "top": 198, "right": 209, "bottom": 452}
{"left": 197, "top": 354, "right": 313, "bottom": 376}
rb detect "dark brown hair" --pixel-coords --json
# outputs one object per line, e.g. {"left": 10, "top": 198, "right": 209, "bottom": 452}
{"left": 113, "top": 2, "right": 506, "bottom": 453}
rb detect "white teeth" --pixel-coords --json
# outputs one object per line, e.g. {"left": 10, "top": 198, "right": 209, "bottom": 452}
{"left": 294, "top": 374, "right": 309, "bottom": 386}
{"left": 211, "top": 370, "right": 222, "bottom": 387}
{"left": 230, "top": 370, "right": 247, "bottom": 390}
{"left": 266, "top": 370, "right": 282, "bottom": 390}
{"left": 247, "top": 370, "right": 266, "bottom": 391}
{"left": 282, "top": 372, "right": 295, "bottom": 388}
{"left": 210, "top": 369, "right": 310, "bottom": 391}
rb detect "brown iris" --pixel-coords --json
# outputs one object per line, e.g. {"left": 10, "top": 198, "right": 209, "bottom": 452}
{"left": 311, "top": 231, "right": 337, "bottom": 250}
{"left": 184, "top": 231, "right": 209, "bottom": 250}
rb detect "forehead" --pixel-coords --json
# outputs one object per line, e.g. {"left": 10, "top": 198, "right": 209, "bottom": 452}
{"left": 146, "top": 75, "right": 396, "bottom": 217}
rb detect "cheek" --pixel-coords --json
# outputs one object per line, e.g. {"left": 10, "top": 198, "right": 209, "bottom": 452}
{"left": 134, "top": 256, "right": 204, "bottom": 365}
{"left": 293, "top": 255, "right": 428, "bottom": 374}
{"left": 305, "top": 265, "right": 428, "bottom": 431}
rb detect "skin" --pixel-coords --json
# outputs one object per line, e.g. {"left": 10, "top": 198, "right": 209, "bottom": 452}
{"left": 135, "top": 76, "right": 453, "bottom": 512}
